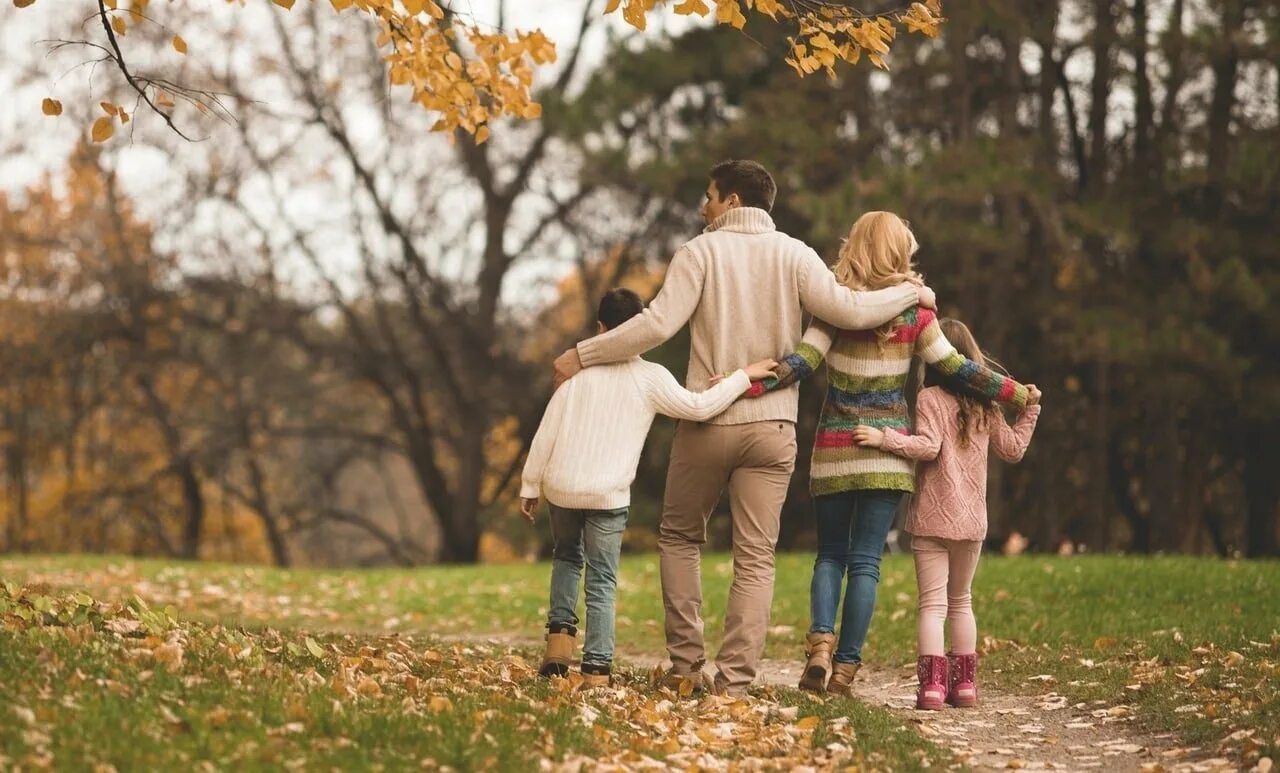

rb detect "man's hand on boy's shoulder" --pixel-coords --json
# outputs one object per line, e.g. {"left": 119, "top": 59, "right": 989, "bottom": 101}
{"left": 520, "top": 497, "right": 540, "bottom": 523}
{"left": 553, "top": 348, "right": 583, "bottom": 388}
{"left": 915, "top": 283, "right": 936, "bottom": 310}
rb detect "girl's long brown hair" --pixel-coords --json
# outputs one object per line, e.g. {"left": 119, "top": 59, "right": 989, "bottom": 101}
{"left": 908, "top": 318, "right": 1006, "bottom": 446}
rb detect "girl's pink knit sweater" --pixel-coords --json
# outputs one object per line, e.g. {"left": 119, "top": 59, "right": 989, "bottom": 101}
{"left": 880, "top": 386, "right": 1041, "bottom": 541}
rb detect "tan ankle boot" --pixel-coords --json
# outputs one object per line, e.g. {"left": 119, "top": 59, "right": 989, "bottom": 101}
{"left": 539, "top": 630, "right": 576, "bottom": 677}
{"left": 826, "top": 661, "right": 861, "bottom": 696}
{"left": 797, "top": 632, "right": 836, "bottom": 693}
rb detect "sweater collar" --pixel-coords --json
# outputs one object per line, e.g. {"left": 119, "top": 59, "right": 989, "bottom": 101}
{"left": 703, "top": 207, "right": 776, "bottom": 235}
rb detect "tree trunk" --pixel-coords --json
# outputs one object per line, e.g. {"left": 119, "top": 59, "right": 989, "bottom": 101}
{"left": 1088, "top": 0, "right": 1117, "bottom": 191}
{"left": 177, "top": 456, "right": 205, "bottom": 560}
{"left": 1132, "top": 0, "right": 1155, "bottom": 180}
{"left": 1205, "top": 0, "right": 1243, "bottom": 215}
{"left": 1243, "top": 426, "right": 1279, "bottom": 557}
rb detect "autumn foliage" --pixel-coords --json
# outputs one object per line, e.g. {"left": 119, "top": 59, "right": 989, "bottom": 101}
{"left": 18, "top": 0, "right": 942, "bottom": 142}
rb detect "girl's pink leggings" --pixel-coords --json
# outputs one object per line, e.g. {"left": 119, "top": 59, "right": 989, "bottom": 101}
{"left": 912, "top": 535, "right": 982, "bottom": 656}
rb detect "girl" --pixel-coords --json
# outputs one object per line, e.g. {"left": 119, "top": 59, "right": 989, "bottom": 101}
{"left": 853, "top": 318, "right": 1041, "bottom": 710}
{"left": 743, "top": 212, "right": 1029, "bottom": 696}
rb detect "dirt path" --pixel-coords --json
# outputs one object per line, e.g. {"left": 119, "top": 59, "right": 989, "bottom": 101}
{"left": 451, "top": 635, "right": 1232, "bottom": 772}
{"left": 741, "top": 657, "right": 1227, "bottom": 773}
{"left": 647, "top": 654, "right": 1239, "bottom": 773}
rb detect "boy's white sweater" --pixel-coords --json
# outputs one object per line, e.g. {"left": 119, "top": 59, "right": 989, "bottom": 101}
{"left": 520, "top": 359, "right": 751, "bottom": 510}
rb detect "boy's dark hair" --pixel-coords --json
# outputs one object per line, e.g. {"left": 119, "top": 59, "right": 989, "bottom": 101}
{"left": 709, "top": 160, "right": 777, "bottom": 211}
{"left": 597, "top": 287, "right": 644, "bottom": 330}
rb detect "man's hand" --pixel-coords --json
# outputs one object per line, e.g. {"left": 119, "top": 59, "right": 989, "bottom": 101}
{"left": 851, "top": 425, "right": 886, "bottom": 448}
{"left": 744, "top": 359, "right": 780, "bottom": 381}
{"left": 1025, "top": 384, "right": 1042, "bottom": 407}
{"left": 520, "top": 497, "right": 540, "bottom": 523}
{"left": 916, "top": 284, "right": 936, "bottom": 310}
{"left": 553, "top": 348, "right": 583, "bottom": 389}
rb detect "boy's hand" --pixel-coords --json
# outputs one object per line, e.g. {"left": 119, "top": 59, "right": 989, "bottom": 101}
{"left": 744, "top": 359, "right": 779, "bottom": 381}
{"left": 520, "top": 497, "right": 540, "bottom": 523}
{"left": 1025, "top": 384, "right": 1042, "bottom": 407}
{"left": 852, "top": 425, "right": 885, "bottom": 448}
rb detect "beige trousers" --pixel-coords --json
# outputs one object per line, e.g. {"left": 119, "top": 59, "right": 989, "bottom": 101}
{"left": 658, "top": 420, "right": 797, "bottom": 693}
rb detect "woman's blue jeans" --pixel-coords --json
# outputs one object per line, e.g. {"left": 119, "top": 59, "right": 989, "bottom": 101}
{"left": 809, "top": 489, "right": 904, "bottom": 663}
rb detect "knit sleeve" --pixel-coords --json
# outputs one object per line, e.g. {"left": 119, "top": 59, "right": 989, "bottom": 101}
{"left": 879, "top": 389, "right": 945, "bottom": 462}
{"left": 991, "top": 404, "right": 1041, "bottom": 463}
{"left": 520, "top": 380, "right": 573, "bottom": 499}
{"left": 577, "top": 246, "right": 704, "bottom": 367}
{"left": 745, "top": 320, "right": 836, "bottom": 398}
{"left": 916, "top": 312, "right": 1028, "bottom": 409}
{"left": 798, "top": 248, "right": 918, "bottom": 330}
{"left": 641, "top": 363, "right": 751, "bottom": 422}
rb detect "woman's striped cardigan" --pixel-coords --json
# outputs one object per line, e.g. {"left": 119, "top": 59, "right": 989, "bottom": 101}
{"left": 747, "top": 306, "right": 1028, "bottom": 495}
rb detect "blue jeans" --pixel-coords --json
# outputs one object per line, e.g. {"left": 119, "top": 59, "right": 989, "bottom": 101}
{"left": 547, "top": 504, "right": 628, "bottom": 670}
{"left": 809, "top": 489, "right": 904, "bottom": 664}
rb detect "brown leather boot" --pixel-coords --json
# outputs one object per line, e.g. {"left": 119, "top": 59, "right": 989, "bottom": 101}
{"left": 797, "top": 632, "right": 836, "bottom": 693}
{"left": 538, "top": 624, "right": 576, "bottom": 678}
{"left": 826, "top": 661, "right": 862, "bottom": 696}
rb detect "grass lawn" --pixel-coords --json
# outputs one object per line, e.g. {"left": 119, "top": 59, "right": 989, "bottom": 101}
{"left": 1, "top": 553, "right": 1277, "bottom": 769}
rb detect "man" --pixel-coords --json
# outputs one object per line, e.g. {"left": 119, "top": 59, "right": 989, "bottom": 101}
{"left": 553, "top": 160, "right": 934, "bottom": 696}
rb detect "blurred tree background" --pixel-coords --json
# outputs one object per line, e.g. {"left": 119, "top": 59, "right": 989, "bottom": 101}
{"left": 0, "top": 0, "right": 1276, "bottom": 565}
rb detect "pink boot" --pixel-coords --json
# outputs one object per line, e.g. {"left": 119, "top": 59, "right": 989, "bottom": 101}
{"left": 915, "top": 655, "right": 948, "bottom": 710}
{"left": 947, "top": 652, "right": 978, "bottom": 707}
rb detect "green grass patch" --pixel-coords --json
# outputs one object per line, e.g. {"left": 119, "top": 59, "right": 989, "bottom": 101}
{"left": 0, "top": 577, "right": 949, "bottom": 770}
{"left": 3, "top": 553, "right": 1277, "bottom": 767}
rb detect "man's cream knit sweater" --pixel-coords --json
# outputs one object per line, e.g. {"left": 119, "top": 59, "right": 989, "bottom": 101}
{"left": 576, "top": 207, "right": 919, "bottom": 425}
{"left": 521, "top": 360, "right": 751, "bottom": 510}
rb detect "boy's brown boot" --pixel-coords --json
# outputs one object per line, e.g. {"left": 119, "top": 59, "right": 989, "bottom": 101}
{"left": 582, "top": 663, "right": 612, "bottom": 689}
{"left": 826, "top": 661, "right": 862, "bottom": 696}
{"left": 797, "top": 631, "right": 835, "bottom": 693}
{"left": 538, "top": 623, "right": 576, "bottom": 678}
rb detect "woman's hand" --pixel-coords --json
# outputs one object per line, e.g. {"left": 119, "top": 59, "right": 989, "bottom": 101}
{"left": 852, "top": 425, "right": 886, "bottom": 448}
{"left": 744, "top": 359, "right": 779, "bottom": 381}
{"left": 520, "top": 497, "right": 540, "bottom": 523}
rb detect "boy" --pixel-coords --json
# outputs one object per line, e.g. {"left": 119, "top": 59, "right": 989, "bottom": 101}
{"left": 520, "top": 288, "right": 777, "bottom": 687}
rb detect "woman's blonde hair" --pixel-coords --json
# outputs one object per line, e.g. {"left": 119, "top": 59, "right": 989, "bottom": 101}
{"left": 832, "top": 211, "right": 922, "bottom": 344}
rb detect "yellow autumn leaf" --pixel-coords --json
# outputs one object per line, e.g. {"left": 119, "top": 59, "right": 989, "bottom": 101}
{"left": 100, "top": 101, "right": 118, "bottom": 116}
{"left": 673, "top": 0, "right": 709, "bottom": 15}
{"left": 91, "top": 116, "right": 114, "bottom": 143}
{"left": 14, "top": 0, "right": 37, "bottom": 7}
{"left": 41, "top": 97, "right": 62, "bottom": 116}
{"left": 271, "top": 0, "right": 296, "bottom": 9}
{"left": 155, "top": 91, "right": 175, "bottom": 108}
{"left": 475, "top": 125, "right": 491, "bottom": 144}
{"left": 330, "top": 0, "right": 354, "bottom": 9}
{"left": 604, "top": 0, "right": 622, "bottom": 12}
{"left": 111, "top": 15, "right": 127, "bottom": 36}
{"left": 172, "top": 35, "right": 187, "bottom": 54}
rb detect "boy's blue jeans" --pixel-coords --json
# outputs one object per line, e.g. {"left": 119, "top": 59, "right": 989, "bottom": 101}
{"left": 547, "top": 504, "right": 628, "bottom": 670}
{"left": 809, "top": 489, "right": 904, "bottom": 664}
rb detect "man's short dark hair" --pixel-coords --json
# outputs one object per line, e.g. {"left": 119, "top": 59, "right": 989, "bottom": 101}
{"left": 597, "top": 287, "right": 644, "bottom": 330}
{"left": 709, "top": 160, "right": 777, "bottom": 212}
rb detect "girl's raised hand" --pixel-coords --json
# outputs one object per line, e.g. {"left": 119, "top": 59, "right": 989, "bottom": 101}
{"left": 851, "top": 425, "right": 885, "bottom": 448}
{"left": 1025, "top": 384, "right": 1042, "bottom": 407}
